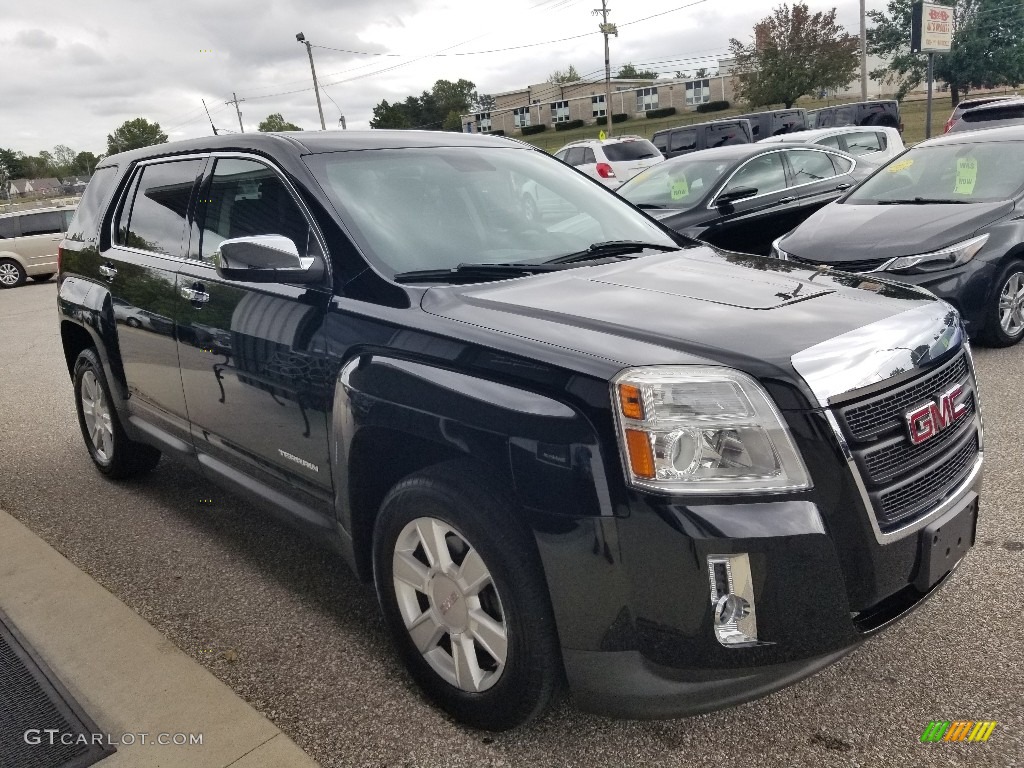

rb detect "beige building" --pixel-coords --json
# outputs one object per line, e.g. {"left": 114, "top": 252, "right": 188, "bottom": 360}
{"left": 462, "top": 74, "right": 736, "bottom": 135}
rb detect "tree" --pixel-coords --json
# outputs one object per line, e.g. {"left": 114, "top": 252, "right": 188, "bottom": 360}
{"left": 548, "top": 65, "right": 582, "bottom": 84}
{"left": 51, "top": 145, "right": 77, "bottom": 180}
{"left": 258, "top": 113, "right": 302, "bottom": 132}
{"left": 674, "top": 70, "right": 690, "bottom": 79}
{"left": 728, "top": 3, "right": 859, "bottom": 108}
{"left": 369, "top": 79, "right": 479, "bottom": 131}
{"left": 73, "top": 151, "right": 100, "bottom": 176}
{"left": 694, "top": 68, "right": 711, "bottom": 78}
{"left": 107, "top": 118, "right": 168, "bottom": 154}
{"left": 473, "top": 93, "right": 496, "bottom": 112}
{"left": 0, "top": 148, "right": 26, "bottom": 179}
{"left": 868, "top": 0, "right": 1024, "bottom": 106}
{"left": 617, "top": 63, "right": 658, "bottom": 79}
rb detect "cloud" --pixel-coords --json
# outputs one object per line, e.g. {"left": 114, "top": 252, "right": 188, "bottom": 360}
{"left": 15, "top": 28, "right": 58, "bottom": 49}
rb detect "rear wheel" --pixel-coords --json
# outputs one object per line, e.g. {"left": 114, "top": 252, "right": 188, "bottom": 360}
{"left": 73, "top": 348, "right": 161, "bottom": 478}
{"left": 982, "top": 262, "right": 1024, "bottom": 347}
{"left": 372, "top": 463, "right": 562, "bottom": 730}
{"left": 0, "top": 259, "right": 26, "bottom": 288}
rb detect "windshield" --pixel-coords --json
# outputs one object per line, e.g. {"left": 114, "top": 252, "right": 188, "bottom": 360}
{"left": 303, "top": 146, "right": 675, "bottom": 274}
{"left": 603, "top": 140, "right": 661, "bottom": 161}
{"left": 617, "top": 156, "right": 734, "bottom": 210}
{"left": 847, "top": 141, "right": 1024, "bottom": 204}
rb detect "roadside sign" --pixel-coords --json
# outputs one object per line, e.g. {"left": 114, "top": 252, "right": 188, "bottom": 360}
{"left": 911, "top": 1, "right": 954, "bottom": 53}
{"left": 598, "top": 130, "right": 607, "bottom": 141}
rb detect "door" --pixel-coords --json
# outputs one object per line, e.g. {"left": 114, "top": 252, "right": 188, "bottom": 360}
{"left": 104, "top": 157, "right": 204, "bottom": 441}
{"left": 782, "top": 148, "right": 853, "bottom": 222}
{"left": 175, "top": 155, "right": 334, "bottom": 512}
{"left": 702, "top": 151, "right": 794, "bottom": 255}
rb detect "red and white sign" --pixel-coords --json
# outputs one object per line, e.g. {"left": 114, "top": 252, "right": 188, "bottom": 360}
{"left": 920, "top": 1, "right": 953, "bottom": 53}
{"left": 905, "top": 383, "right": 967, "bottom": 445}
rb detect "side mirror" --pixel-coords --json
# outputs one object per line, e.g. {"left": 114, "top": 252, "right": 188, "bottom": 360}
{"left": 715, "top": 186, "right": 758, "bottom": 209}
{"left": 214, "top": 235, "right": 324, "bottom": 284}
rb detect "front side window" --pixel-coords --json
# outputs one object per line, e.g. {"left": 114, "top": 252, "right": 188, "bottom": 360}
{"left": 197, "top": 158, "right": 314, "bottom": 263}
{"left": 303, "top": 146, "right": 675, "bottom": 275}
{"left": 117, "top": 159, "right": 203, "bottom": 255}
{"left": 786, "top": 150, "right": 838, "bottom": 185}
{"left": 723, "top": 152, "right": 787, "bottom": 197}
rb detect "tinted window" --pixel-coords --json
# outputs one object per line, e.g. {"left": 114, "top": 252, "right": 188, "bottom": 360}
{"left": 707, "top": 123, "right": 748, "bottom": 148}
{"left": 670, "top": 130, "right": 697, "bottom": 153}
{"left": 0, "top": 216, "right": 20, "bottom": 240}
{"left": 66, "top": 166, "right": 117, "bottom": 244}
{"left": 565, "top": 148, "right": 586, "bottom": 166}
{"left": 582, "top": 148, "right": 597, "bottom": 165}
{"left": 652, "top": 133, "right": 669, "bottom": 153}
{"left": 963, "top": 104, "right": 1024, "bottom": 123}
{"left": 554, "top": 150, "right": 569, "bottom": 161}
{"left": 19, "top": 211, "right": 64, "bottom": 236}
{"left": 723, "top": 152, "right": 787, "bottom": 196}
{"left": 831, "top": 154, "right": 854, "bottom": 174}
{"left": 787, "top": 150, "right": 838, "bottom": 184}
{"left": 198, "top": 158, "right": 313, "bottom": 263}
{"left": 834, "top": 107, "right": 855, "bottom": 126}
{"left": 119, "top": 160, "right": 202, "bottom": 255}
{"left": 844, "top": 131, "right": 883, "bottom": 155}
{"left": 603, "top": 140, "right": 661, "bottom": 161}
{"left": 817, "top": 135, "right": 842, "bottom": 150}
{"left": 772, "top": 111, "right": 806, "bottom": 135}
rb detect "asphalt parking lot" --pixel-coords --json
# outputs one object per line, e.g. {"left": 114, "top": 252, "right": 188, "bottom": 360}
{"left": 1, "top": 279, "right": 1022, "bottom": 768}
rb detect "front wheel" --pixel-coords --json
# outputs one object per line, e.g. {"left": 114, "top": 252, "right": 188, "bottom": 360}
{"left": 982, "top": 262, "right": 1024, "bottom": 347}
{"left": 373, "top": 463, "right": 562, "bottom": 730}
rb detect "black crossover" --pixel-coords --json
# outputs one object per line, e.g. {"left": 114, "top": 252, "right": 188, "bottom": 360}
{"left": 59, "top": 131, "right": 982, "bottom": 729}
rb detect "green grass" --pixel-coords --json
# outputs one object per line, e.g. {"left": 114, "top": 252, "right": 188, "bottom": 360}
{"left": 516, "top": 90, "right": 1019, "bottom": 153}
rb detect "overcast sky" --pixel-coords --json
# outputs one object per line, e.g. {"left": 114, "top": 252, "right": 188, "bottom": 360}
{"left": 1, "top": 0, "right": 883, "bottom": 156}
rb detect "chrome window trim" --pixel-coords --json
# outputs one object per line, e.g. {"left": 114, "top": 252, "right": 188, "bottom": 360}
{"left": 825, "top": 410, "right": 983, "bottom": 545}
{"left": 706, "top": 147, "right": 857, "bottom": 210}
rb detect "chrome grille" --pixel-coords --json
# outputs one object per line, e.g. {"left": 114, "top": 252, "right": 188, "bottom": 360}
{"left": 834, "top": 350, "right": 980, "bottom": 533}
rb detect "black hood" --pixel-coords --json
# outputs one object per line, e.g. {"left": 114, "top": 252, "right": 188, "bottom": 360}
{"left": 782, "top": 200, "right": 1013, "bottom": 263}
{"left": 420, "top": 247, "right": 937, "bottom": 398}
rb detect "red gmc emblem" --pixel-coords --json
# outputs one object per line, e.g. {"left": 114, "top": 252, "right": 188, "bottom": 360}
{"left": 905, "top": 384, "right": 967, "bottom": 445}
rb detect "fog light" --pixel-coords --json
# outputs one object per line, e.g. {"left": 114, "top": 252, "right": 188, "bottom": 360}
{"left": 707, "top": 553, "right": 761, "bottom": 646}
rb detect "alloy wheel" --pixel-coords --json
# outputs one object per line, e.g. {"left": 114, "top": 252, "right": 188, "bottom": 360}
{"left": 392, "top": 517, "right": 508, "bottom": 693}
{"left": 998, "top": 271, "right": 1024, "bottom": 337}
{"left": 0, "top": 262, "right": 21, "bottom": 286}
{"left": 80, "top": 370, "right": 114, "bottom": 462}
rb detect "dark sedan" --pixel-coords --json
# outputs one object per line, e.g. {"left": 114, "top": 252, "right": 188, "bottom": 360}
{"left": 773, "top": 124, "right": 1024, "bottom": 346}
{"left": 617, "top": 143, "right": 874, "bottom": 255}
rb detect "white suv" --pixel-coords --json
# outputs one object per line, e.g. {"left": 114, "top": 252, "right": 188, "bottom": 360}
{"left": 0, "top": 206, "right": 75, "bottom": 288}
{"left": 553, "top": 136, "right": 663, "bottom": 188}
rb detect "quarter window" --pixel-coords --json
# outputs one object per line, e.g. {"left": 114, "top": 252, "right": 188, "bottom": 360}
{"left": 116, "top": 160, "right": 202, "bottom": 255}
{"left": 197, "top": 158, "right": 314, "bottom": 264}
{"left": 66, "top": 166, "right": 117, "bottom": 245}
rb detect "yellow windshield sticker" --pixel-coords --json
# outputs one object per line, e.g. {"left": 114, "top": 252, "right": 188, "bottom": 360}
{"left": 670, "top": 176, "right": 689, "bottom": 200}
{"left": 888, "top": 158, "right": 914, "bottom": 173}
{"left": 954, "top": 157, "right": 977, "bottom": 195}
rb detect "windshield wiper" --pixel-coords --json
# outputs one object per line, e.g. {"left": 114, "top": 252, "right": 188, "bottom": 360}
{"left": 876, "top": 197, "right": 973, "bottom": 205}
{"left": 393, "top": 262, "right": 562, "bottom": 284}
{"left": 545, "top": 240, "right": 679, "bottom": 264}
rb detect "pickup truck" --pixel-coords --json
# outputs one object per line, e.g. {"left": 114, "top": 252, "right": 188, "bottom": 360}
{"left": 58, "top": 131, "right": 983, "bottom": 730}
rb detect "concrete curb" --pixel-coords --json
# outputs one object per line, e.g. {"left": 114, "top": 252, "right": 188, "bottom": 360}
{"left": 0, "top": 509, "right": 320, "bottom": 768}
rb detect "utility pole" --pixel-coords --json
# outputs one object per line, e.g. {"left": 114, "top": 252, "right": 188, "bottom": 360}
{"left": 860, "top": 0, "right": 868, "bottom": 101}
{"left": 226, "top": 92, "right": 245, "bottom": 133}
{"left": 593, "top": 0, "right": 617, "bottom": 138}
{"left": 296, "top": 32, "right": 327, "bottom": 130}
{"left": 202, "top": 99, "right": 219, "bottom": 135}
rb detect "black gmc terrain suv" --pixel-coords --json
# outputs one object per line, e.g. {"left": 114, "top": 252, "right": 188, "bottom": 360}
{"left": 58, "top": 132, "right": 983, "bottom": 730}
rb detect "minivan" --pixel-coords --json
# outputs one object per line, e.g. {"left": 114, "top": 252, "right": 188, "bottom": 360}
{"left": 0, "top": 205, "right": 75, "bottom": 288}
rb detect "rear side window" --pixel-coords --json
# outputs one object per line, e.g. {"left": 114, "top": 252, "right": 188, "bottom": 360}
{"left": 65, "top": 166, "right": 118, "bottom": 244}
{"left": 723, "top": 152, "right": 787, "bottom": 196}
{"left": 19, "top": 211, "right": 65, "bottom": 236}
{"left": 844, "top": 131, "right": 884, "bottom": 155}
{"left": 670, "top": 130, "right": 697, "bottom": 153}
{"left": 603, "top": 140, "right": 660, "bottom": 161}
{"left": 116, "top": 160, "right": 202, "bottom": 255}
{"left": 788, "top": 150, "right": 839, "bottom": 184}
{"left": 197, "top": 158, "right": 314, "bottom": 263}
{"left": 707, "top": 123, "right": 747, "bottom": 148}
{"left": 817, "top": 135, "right": 843, "bottom": 150}
{"left": 0, "top": 216, "right": 20, "bottom": 240}
{"left": 565, "top": 148, "right": 586, "bottom": 166}
{"left": 963, "top": 105, "right": 1024, "bottom": 123}
{"left": 652, "top": 133, "right": 668, "bottom": 153}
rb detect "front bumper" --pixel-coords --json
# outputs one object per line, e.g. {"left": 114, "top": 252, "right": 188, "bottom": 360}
{"left": 878, "top": 260, "right": 995, "bottom": 335}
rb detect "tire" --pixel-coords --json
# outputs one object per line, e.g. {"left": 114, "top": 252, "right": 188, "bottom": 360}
{"left": 73, "top": 348, "right": 161, "bottom": 478}
{"left": 372, "top": 462, "right": 562, "bottom": 730}
{"left": 0, "top": 259, "right": 26, "bottom": 288}
{"left": 30, "top": 273, "right": 55, "bottom": 283}
{"left": 982, "top": 261, "right": 1024, "bottom": 347}
{"left": 125, "top": 317, "right": 142, "bottom": 328}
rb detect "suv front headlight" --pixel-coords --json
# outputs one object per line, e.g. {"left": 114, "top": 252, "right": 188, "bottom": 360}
{"left": 611, "top": 366, "right": 811, "bottom": 494}
{"left": 884, "top": 234, "right": 988, "bottom": 274}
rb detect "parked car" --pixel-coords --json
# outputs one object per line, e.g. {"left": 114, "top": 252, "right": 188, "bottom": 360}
{"left": 734, "top": 109, "right": 808, "bottom": 141}
{"left": 617, "top": 143, "right": 874, "bottom": 254}
{"left": 773, "top": 124, "right": 1024, "bottom": 346}
{"left": 944, "top": 95, "right": 1018, "bottom": 133}
{"left": 807, "top": 100, "right": 901, "bottom": 131}
{"left": 552, "top": 136, "right": 662, "bottom": 188}
{"left": 0, "top": 206, "right": 75, "bottom": 288}
{"left": 60, "top": 131, "right": 981, "bottom": 730}
{"left": 758, "top": 126, "right": 905, "bottom": 163}
{"left": 651, "top": 119, "right": 753, "bottom": 159}
{"left": 947, "top": 98, "right": 1024, "bottom": 134}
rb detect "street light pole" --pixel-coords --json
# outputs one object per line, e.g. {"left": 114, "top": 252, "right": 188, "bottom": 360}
{"left": 860, "top": 0, "right": 868, "bottom": 101}
{"left": 296, "top": 32, "right": 327, "bottom": 130}
{"left": 593, "top": 0, "right": 617, "bottom": 138}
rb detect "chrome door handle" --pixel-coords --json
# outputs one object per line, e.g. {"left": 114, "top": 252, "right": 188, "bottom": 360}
{"left": 779, "top": 196, "right": 796, "bottom": 204}
{"left": 835, "top": 183, "right": 851, "bottom": 191}
{"left": 99, "top": 264, "right": 117, "bottom": 280}
{"left": 180, "top": 285, "right": 210, "bottom": 304}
